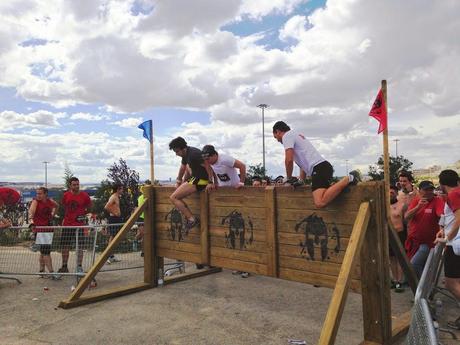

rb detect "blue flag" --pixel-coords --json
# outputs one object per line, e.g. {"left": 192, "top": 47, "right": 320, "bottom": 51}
{"left": 138, "top": 120, "right": 152, "bottom": 143}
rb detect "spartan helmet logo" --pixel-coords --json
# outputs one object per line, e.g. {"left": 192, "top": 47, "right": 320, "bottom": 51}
{"left": 165, "top": 208, "right": 187, "bottom": 242}
{"left": 221, "top": 210, "right": 254, "bottom": 250}
{"left": 295, "top": 213, "right": 341, "bottom": 261}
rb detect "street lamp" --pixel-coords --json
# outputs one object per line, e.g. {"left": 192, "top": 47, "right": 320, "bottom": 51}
{"left": 257, "top": 104, "right": 269, "bottom": 174}
{"left": 43, "top": 161, "right": 50, "bottom": 187}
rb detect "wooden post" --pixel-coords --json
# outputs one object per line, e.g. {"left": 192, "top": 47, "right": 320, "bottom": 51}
{"left": 318, "top": 202, "right": 371, "bottom": 345}
{"left": 200, "top": 191, "right": 210, "bottom": 265}
{"left": 381, "top": 80, "right": 391, "bottom": 220}
{"left": 149, "top": 121, "right": 154, "bottom": 183}
{"left": 144, "top": 185, "right": 158, "bottom": 287}
{"left": 265, "top": 186, "right": 278, "bottom": 277}
{"left": 360, "top": 183, "right": 392, "bottom": 344}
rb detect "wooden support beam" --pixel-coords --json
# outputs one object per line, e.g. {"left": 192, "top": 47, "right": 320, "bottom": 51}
{"left": 390, "top": 311, "right": 411, "bottom": 343}
{"left": 360, "top": 183, "right": 392, "bottom": 344}
{"left": 265, "top": 186, "right": 278, "bottom": 277}
{"left": 143, "top": 185, "right": 158, "bottom": 287}
{"left": 59, "top": 283, "right": 152, "bottom": 309}
{"left": 388, "top": 221, "right": 418, "bottom": 294}
{"left": 318, "top": 202, "right": 371, "bottom": 345}
{"left": 163, "top": 267, "right": 222, "bottom": 285}
{"left": 61, "top": 201, "right": 147, "bottom": 304}
{"left": 200, "top": 191, "right": 210, "bottom": 265}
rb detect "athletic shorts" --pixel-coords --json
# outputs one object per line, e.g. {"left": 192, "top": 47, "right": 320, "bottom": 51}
{"left": 108, "top": 216, "right": 123, "bottom": 236}
{"left": 389, "top": 229, "right": 407, "bottom": 257}
{"left": 60, "top": 228, "right": 85, "bottom": 248}
{"left": 444, "top": 245, "right": 460, "bottom": 278}
{"left": 311, "top": 161, "right": 334, "bottom": 192}
{"left": 187, "top": 177, "right": 209, "bottom": 192}
{"left": 39, "top": 244, "right": 51, "bottom": 255}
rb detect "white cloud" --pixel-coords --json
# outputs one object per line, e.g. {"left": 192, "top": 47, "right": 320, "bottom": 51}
{"left": 70, "top": 112, "right": 108, "bottom": 121}
{"left": 0, "top": 110, "right": 65, "bottom": 130}
{"left": 111, "top": 117, "right": 143, "bottom": 128}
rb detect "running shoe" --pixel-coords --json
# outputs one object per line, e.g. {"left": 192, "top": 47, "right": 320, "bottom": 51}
{"left": 58, "top": 266, "right": 69, "bottom": 273}
{"left": 185, "top": 217, "right": 200, "bottom": 231}
{"left": 348, "top": 170, "right": 362, "bottom": 186}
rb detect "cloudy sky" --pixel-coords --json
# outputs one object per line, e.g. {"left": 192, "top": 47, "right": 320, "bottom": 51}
{"left": 1, "top": 0, "right": 459, "bottom": 183}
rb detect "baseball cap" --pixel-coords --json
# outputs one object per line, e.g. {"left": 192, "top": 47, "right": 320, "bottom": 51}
{"left": 201, "top": 145, "right": 217, "bottom": 159}
{"left": 419, "top": 180, "right": 435, "bottom": 190}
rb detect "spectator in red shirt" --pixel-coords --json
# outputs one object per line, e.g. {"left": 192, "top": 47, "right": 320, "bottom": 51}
{"left": 28, "top": 187, "right": 58, "bottom": 278}
{"left": 59, "top": 177, "right": 91, "bottom": 274}
{"left": 0, "top": 187, "right": 20, "bottom": 229}
{"left": 405, "top": 180, "right": 444, "bottom": 278}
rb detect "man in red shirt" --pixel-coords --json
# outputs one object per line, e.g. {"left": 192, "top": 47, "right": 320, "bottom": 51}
{"left": 405, "top": 180, "right": 444, "bottom": 278}
{"left": 59, "top": 177, "right": 91, "bottom": 274}
{"left": 28, "top": 187, "right": 58, "bottom": 278}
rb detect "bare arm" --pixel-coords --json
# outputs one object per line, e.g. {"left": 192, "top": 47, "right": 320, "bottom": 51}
{"left": 176, "top": 164, "right": 187, "bottom": 186}
{"left": 233, "top": 159, "right": 246, "bottom": 184}
{"left": 447, "top": 209, "right": 460, "bottom": 241}
{"left": 28, "top": 200, "right": 38, "bottom": 224}
{"left": 49, "top": 198, "right": 58, "bottom": 217}
{"left": 404, "top": 198, "right": 426, "bottom": 222}
{"left": 285, "top": 148, "right": 294, "bottom": 179}
{"left": 299, "top": 169, "right": 306, "bottom": 180}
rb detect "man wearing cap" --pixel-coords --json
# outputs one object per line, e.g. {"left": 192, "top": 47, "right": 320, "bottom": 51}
{"left": 405, "top": 180, "right": 444, "bottom": 277}
{"left": 201, "top": 145, "right": 246, "bottom": 190}
{"left": 434, "top": 170, "right": 460, "bottom": 329}
{"left": 272, "top": 121, "right": 360, "bottom": 208}
{"left": 169, "top": 137, "right": 214, "bottom": 231}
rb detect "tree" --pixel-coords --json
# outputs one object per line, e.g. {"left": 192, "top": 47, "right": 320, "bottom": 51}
{"left": 368, "top": 155, "right": 414, "bottom": 185}
{"left": 93, "top": 159, "right": 141, "bottom": 220}
{"left": 63, "top": 164, "right": 75, "bottom": 189}
{"left": 246, "top": 164, "right": 269, "bottom": 185}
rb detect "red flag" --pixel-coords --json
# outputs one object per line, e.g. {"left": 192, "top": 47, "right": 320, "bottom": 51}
{"left": 369, "top": 89, "right": 387, "bottom": 134}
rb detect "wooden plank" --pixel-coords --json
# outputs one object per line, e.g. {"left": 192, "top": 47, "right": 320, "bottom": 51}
{"left": 279, "top": 267, "right": 361, "bottom": 293}
{"left": 157, "top": 248, "right": 202, "bottom": 263}
{"left": 279, "top": 244, "right": 346, "bottom": 264}
{"left": 318, "top": 202, "right": 371, "bottom": 345}
{"left": 210, "top": 246, "right": 268, "bottom": 264}
{"left": 391, "top": 311, "right": 411, "bottom": 342}
{"left": 265, "top": 186, "right": 278, "bottom": 277}
{"left": 59, "top": 283, "right": 152, "bottom": 309}
{"left": 210, "top": 256, "right": 268, "bottom": 275}
{"left": 66, "top": 200, "right": 147, "bottom": 302}
{"left": 164, "top": 267, "right": 222, "bottom": 285}
{"left": 279, "top": 256, "right": 360, "bottom": 279}
{"left": 278, "top": 221, "right": 354, "bottom": 238}
{"left": 157, "top": 240, "right": 201, "bottom": 254}
{"left": 200, "top": 191, "right": 210, "bottom": 265}
{"left": 210, "top": 227, "right": 267, "bottom": 242}
{"left": 278, "top": 232, "right": 349, "bottom": 248}
{"left": 208, "top": 194, "right": 265, "bottom": 208}
{"left": 277, "top": 196, "right": 362, "bottom": 212}
{"left": 209, "top": 206, "right": 267, "bottom": 219}
{"left": 210, "top": 237, "right": 268, "bottom": 253}
{"left": 360, "top": 182, "right": 392, "bottom": 344}
{"left": 155, "top": 203, "right": 201, "bottom": 213}
{"left": 156, "top": 230, "right": 201, "bottom": 244}
{"left": 278, "top": 209, "right": 358, "bottom": 225}
{"left": 209, "top": 217, "right": 267, "bottom": 232}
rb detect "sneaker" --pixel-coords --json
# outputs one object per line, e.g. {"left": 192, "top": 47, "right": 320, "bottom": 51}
{"left": 232, "top": 270, "right": 243, "bottom": 275}
{"left": 58, "top": 266, "right": 69, "bottom": 273}
{"left": 447, "top": 316, "right": 460, "bottom": 330}
{"left": 348, "top": 170, "right": 362, "bottom": 186}
{"left": 286, "top": 177, "right": 303, "bottom": 188}
{"left": 51, "top": 273, "right": 61, "bottom": 280}
{"left": 185, "top": 217, "right": 200, "bottom": 231}
{"left": 390, "top": 280, "right": 397, "bottom": 289}
{"left": 39, "top": 270, "right": 46, "bottom": 278}
{"left": 110, "top": 256, "right": 121, "bottom": 263}
{"left": 394, "top": 282, "right": 405, "bottom": 293}
{"left": 106, "top": 259, "right": 112, "bottom": 265}
{"left": 76, "top": 266, "right": 84, "bottom": 274}
{"left": 240, "top": 272, "right": 250, "bottom": 278}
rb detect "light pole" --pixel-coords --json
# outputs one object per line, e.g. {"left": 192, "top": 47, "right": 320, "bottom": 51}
{"left": 345, "top": 159, "right": 349, "bottom": 175}
{"left": 257, "top": 104, "right": 269, "bottom": 174}
{"left": 393, "top": 139, "right": 400, "bottom": 157}
{"left": 43, "top": 161, "right": 50, "bottom": 187}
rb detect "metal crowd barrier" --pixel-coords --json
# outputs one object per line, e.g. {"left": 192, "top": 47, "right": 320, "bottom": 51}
{"left": 0, "top": 222, "right": 185, "bottom": 285}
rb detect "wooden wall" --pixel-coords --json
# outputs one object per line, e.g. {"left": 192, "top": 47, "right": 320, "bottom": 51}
{"left": 153, "top": 183, "right": 382, "bottom": 292}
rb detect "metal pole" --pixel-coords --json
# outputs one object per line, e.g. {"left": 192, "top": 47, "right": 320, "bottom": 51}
{"left": 345, "top": 160, "right": 349, "bottom": 175}
{"left": 257, "top": 104, "right": 269, "bottom": 174}
{"left": 43, "top": 161, "right": 49, "bottom": 187}
{"left": 393, "top": 139, "right": 400, "bottom": 157}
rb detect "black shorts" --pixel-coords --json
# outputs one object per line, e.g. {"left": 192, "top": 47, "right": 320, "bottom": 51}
{"left": 389, "top": 229, "right": 407, "bottom": 257}
{"left": 60, "top": 228, "right": 85, "bottom": 248}
{"left": 40, "top": 244, "right": 51, "bottom": 255}
{"left": 444, "top": 245, "right": 460, "bottom": 278}
{"left": 311, "top": 161, "right": 334, "bottom": 191}
{"left": 108, "top": 216, "right": 123, "bottom": 236}
{"left": 188, "top": 176, "right": 209, "bottom": 192}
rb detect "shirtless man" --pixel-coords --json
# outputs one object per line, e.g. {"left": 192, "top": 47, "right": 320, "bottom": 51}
{"left": 389, "top": 185, "right": 406, "bottom": 292}
{"left": 104, "top": 184, "right": 123, "bottom": 264}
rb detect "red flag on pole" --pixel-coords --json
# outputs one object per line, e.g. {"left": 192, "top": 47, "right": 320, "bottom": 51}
{"left": 369, "top": 89, "right": 387, "bottom": 134}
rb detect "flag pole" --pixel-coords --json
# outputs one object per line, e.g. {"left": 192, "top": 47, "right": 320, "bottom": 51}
{"left": 149, "top": 121, "right": 154, "bottom": 183}
{"left": 381, "top": 80, "right": 391, "bottom": 215}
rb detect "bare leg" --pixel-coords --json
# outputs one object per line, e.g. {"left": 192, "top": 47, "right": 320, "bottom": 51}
{"left": 170, "top": 183, "right": 197, "bottom": 220}
{"left": 312, "top": 176, "right": 349, "bottom": 208}
{"left": 43, "top": 255, "right": 54, "bottom": 273}
{"left": 61, "top": 248, "right": 70, "bottom": 266}
{"left": 39, "top": 255, "right": 45, "bottom": 271}
{"left": 390, "top": 256, "right": 398, "bottom": 281}
{"left": 77, "top": 249, "right": 83, "bottom": 266}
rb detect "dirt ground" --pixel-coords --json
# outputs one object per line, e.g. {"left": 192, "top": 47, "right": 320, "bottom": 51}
{"left": 1, "top": 262, "right": 458, "bottom": 345}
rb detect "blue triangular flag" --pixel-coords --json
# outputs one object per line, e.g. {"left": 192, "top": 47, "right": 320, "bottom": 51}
{"left": 138, "top": 120, "right": 152, "bottom": 143}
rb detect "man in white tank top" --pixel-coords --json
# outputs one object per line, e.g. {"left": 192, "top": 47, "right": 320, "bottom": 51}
{"left": 272, "top": 121, "right": 360, "bottom": 208}
{"left": 201, "top": 145, "right": 246, "bottom": 190}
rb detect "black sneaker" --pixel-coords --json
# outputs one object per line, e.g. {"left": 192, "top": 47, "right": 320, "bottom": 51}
{"left": 394, "top": 282, "right": 405, "bottom": 293}
{"left": 348, "top": 170, "right": 362, "bottom": 186}
{"left": 286, "top": 177, "right": 303, "bottom": 188}
{"left": 185, "top": 217, "right": 200, "bottom": 231}
{"left": 58, "top": 266, "right": 69, "bottom": 273}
